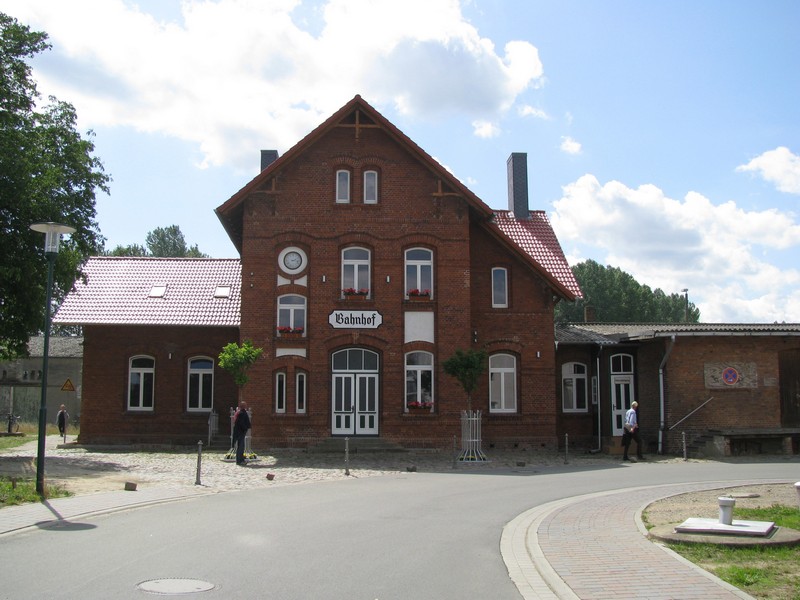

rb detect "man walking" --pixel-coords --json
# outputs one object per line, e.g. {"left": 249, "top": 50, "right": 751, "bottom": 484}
{"left": 622, "top": 401, "right": 643, "bottom": 461}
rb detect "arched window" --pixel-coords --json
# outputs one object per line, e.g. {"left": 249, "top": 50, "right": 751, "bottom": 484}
{"left": 342, "top": 247, "right": 371, "bottom": 297}
{"left": 275, "top": 371, "right": 286, "bottom": 413}
{"left": 562, "top": 362, "right": 588, "bottom": 412}
{"left": 405, "top": 351, "right": 433, "bottom": 411}
{"left": 489, "top": 353, "right": 516, "bottom": 412}
{"left": 405, "top": 248, "right": 433, "bottom": 299}
{"left": 296, "top": 371, "right": 307, "bottom": 414}
{"left": 278, "top": 294, "right": 306, "bottom": 334}
{"left": 128, "top": 355, "right": 155, "bottom": 411}
{"left": 364, "top": 170, "right": 378, "bottom": 204}
{"left": 336, "top": 169, "right": 351, "bottom": 203}
{"left": 187, "top": 357, "right": 214, "bottom": 412}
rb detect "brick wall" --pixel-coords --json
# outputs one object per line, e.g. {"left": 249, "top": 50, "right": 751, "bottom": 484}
{"left": 79, "top": 324, "right": 239, "bottom": 445}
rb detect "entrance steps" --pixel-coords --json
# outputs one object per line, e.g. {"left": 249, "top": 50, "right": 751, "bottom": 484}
{"left": 308, "top": 437, "right": 408, "bottom": 454}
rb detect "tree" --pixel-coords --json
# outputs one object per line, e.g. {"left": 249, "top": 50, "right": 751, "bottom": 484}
{"left": 104, "top": 225, "right": 208, "bottom": 257}
{"left": 0, "top": 13, "right": 110, "bottom": 359}
{"left": 555, "top": 259, "right": 700, "bottom": 324}
{"left": 442, "top": 348, "right": 487, "bottom": 411}
{"left": 218, "top": 340, "right": 263, "bottom": 401}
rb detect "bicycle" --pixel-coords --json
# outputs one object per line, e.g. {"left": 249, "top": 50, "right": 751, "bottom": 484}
{"left": 6, "top": 413, "right": 21, "bottom": 434}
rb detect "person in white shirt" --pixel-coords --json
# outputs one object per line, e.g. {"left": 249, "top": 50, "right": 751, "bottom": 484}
{"left": 622, "top": 401, "right": 643, "bottom": 461}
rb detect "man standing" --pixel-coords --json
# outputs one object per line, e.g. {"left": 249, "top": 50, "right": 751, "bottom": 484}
{"left": 622, "top": 401, "right": 643, "bottom": 461}
{"left": 56, "top": 404, "right": 69, "bottom": 440}
{"left": 232, "top": 401, "right": 251, "bottom": 465}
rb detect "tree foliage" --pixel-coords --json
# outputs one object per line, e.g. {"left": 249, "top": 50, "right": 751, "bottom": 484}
{"left": 555, "top": 259, "right": 700, "bottom": 323}
{"left": 442, "top": 348, "right": 487, "bottom": 410}
{"left": 218, "top": 340, "right": 263, "bottom": 388}
{"left": 0, "top": 13, "right": 110, "bottom": 359}
{"left": 105, "top": 225, "right": 208, "bottom": 257}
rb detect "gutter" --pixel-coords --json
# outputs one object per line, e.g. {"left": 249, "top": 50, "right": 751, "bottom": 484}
{"left": 593, "top": 347, "right": 603, "bottom": 453}
{"left": 658, "top": 335, "right": 676, "bottom": 454}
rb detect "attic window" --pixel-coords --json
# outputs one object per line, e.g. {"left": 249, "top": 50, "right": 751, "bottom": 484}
{"left": 214, "top": 286, "right": 231, "bottom": 298}
{"left": 149, "top": 285, "right": 167, "bottom": 298}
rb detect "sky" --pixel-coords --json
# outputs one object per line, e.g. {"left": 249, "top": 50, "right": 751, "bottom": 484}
{"left": 4, "top": 0, "right": 800, "bottom": 323}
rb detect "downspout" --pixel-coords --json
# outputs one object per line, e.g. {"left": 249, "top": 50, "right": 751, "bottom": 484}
{"left": 593, "top": 346, "right": 603, "bottom": 453}
{"left": 658, "top": 335, "right": 676, "bottom": 455}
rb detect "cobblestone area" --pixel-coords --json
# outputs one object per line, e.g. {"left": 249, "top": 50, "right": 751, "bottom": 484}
{"left": 2, "top": 435, "right": 644, "bottom": 496}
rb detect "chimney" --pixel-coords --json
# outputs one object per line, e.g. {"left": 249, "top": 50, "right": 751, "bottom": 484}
{"left": 507, "top": 152, "right": 529, "bottom": 219}
{"left": 260, "top": 150, "right": 279, "bottom": 172}
{"left": 584, "top": 304, "right": 596, "bottom": 323}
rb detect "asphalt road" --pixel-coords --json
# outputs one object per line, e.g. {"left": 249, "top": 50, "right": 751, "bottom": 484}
{"left": 3, "top": 459, "right": 798, "bottom": 599}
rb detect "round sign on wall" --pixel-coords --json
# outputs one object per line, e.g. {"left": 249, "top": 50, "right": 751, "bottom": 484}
{"left": 722, "top": 366, "right": 739, "bottom": 385}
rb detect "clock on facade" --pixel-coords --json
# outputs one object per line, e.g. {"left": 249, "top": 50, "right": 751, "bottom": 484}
{"left": 278, "top": 247, "right": 307, "bottom": 274}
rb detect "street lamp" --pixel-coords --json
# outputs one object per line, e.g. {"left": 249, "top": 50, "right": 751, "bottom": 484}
{"left": 30, "top": 221, "right": 76, "bottom": 495}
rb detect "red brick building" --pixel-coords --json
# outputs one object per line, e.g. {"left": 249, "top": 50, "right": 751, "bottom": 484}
{"left": 554, "top": 323, "right": 800, "bottom": 456}
{"left": 55, "top": 95, "right": 581, "bottom": 449}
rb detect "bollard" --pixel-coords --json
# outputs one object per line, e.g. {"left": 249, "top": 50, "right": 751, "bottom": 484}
{"left": 452, "top": 435, "right": 457, "bottom": 470}
{"left": 564, "top": 433, "right": 569, "bottom": 464}
{"left": 344, "top": 437, "right": 350, "bottom": 476}
{"left": 718, "top": 496, "right": 735, "bottom": 525}
{"left": 195, "top": 440, "right": 203, "bottom": 485}
{"left": 795, "top": 482, "right": 800, "bottom": 508}
{"left": 682, "top": 431, "right": 687, "bottom": 461}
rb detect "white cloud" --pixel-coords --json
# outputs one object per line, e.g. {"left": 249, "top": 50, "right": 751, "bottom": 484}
{"left": 518, "top": 104, "right": 549, "bottom": 119}
{"left": 560, "top": 136, "right": 582, "bottom": 155}
{"left": 550, "top": 175, "right": 800, "bottom": 322}
{"left": 8, "top": 0, "right": 545, "bottom": 171}
{"left": 472, "top": 120, "right": 500, "bottom": 138}
{"left": 736, "top": 147, "right": 800, "bottom": 194}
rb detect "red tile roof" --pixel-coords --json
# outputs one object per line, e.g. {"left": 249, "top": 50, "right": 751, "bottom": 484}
{"left": 492, "top": 210, "right": 582, "bottom": 298}
{"left": 53, "top": 257, "right": 241, "bottom": 327}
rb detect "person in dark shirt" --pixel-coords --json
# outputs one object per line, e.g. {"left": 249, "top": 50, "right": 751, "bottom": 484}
{"left": 232, "top": 401, "right": 252, "bottom": 465}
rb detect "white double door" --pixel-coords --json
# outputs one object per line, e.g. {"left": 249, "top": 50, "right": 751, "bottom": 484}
{"left": 331, "top": 373, "right": 379, "bottom": 435}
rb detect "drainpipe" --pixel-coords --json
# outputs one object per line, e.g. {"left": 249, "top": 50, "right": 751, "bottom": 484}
{"left": 658, "top": 335, "right": 676, "bottom": 455}
{"left": 593, "top": 347, "right": 603, "bottom": 453}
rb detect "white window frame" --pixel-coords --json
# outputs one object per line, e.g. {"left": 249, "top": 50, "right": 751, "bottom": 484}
{"left": 276, "top": 371, "right": 286, "bottom": 413}
{"left": 561, "top": 362, "right": 588, "bottom": 413}
{"left": 405, "top": 248, "right": 433, "bottom": 299}
{"left": 342, "top": 247, "right": 371, "bottom": 297}
{"left": 128, "top": 355, "right": 155, "bottom": 411}
{"left": 492, "top": 267, "right": 508, "bottom": 308}
{"left": 405, "top": 351, "right": 434, "bottom": 411}
{"left": 336, "top": 169, "right": 350, "bottom": 203}
{"left": 296, "top": 371, "right": 307, "bottom": 414}
{"left": 187, "top": 356, "right": 214, "bottom": 412}
{"left": 489, "top": 353, "right": 516, "bottom": 413}
{"left": 363, "top": 170, "right": 378, "bottom": 204}
{"left": 277, "top": 294, "right": 306, "bottom": 334}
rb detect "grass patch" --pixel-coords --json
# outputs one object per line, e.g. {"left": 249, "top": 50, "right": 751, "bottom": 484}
{"left": 0, "top": 421, "right": 79, "bottom": 451}
{"left": 0, "top": 476, "right": 72, "bottom": 507}
{"left": 665, "top": 504, "right": 800, "bottom": 600}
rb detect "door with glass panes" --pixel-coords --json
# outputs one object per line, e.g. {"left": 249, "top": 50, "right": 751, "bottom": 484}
{"left": 331, "top": 348, "right": 379, "bottom": 435}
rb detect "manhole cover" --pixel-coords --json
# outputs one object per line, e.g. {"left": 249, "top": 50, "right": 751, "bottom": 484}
{"left": 137, "top": 578, "right": 215, "bottom": 595}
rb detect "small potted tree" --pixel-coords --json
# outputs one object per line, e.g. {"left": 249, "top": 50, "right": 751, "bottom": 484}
{"left": 218, "top": 340, "right": 263, "bottom": 461}
{"left": 443, "top": 348, "right": 488, "bottom": 462}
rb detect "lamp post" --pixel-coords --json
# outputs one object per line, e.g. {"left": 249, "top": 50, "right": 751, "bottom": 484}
{"left": 30, "top": 221, "right": 76, "bottom": 495}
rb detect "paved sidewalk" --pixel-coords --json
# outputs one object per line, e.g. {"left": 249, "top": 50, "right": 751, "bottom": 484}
{"left": 502, "top": 481, "right": 760, "bottom": 600}
{"left": 0, "top": 486, "right": 210, "bottom": 537}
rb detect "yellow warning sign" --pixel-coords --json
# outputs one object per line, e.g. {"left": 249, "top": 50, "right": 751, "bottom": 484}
{"left": 61, "top": 378, "right": 75, "bottom": 392}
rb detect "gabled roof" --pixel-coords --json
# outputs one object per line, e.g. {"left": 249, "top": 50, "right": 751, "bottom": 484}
{"left": 53, "top": 257, "right": 241, "bottom": 327}
{"left": 492, "top": 211, "right": 581, "bottom": 298}
{"left": 215, "top": 94, "right": 579, "bottom": 300}
{"left": 555, "top": 324, "right": 618, "bottom": 345}
{"left": 561, "top": 322, "right": 800, "bottom": 343}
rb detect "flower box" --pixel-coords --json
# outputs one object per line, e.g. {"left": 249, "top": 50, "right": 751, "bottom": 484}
{"left": 407, "top": 289, "right": 431, "bottom": 301}
{"left": 277, "top": 327, "right": 304, "bottom": 339}
{"left": 407, "top": 403, "right": 433, "bottom": 414}
{"left": 343, "top": 288, "right": 370, "bottom": 301}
